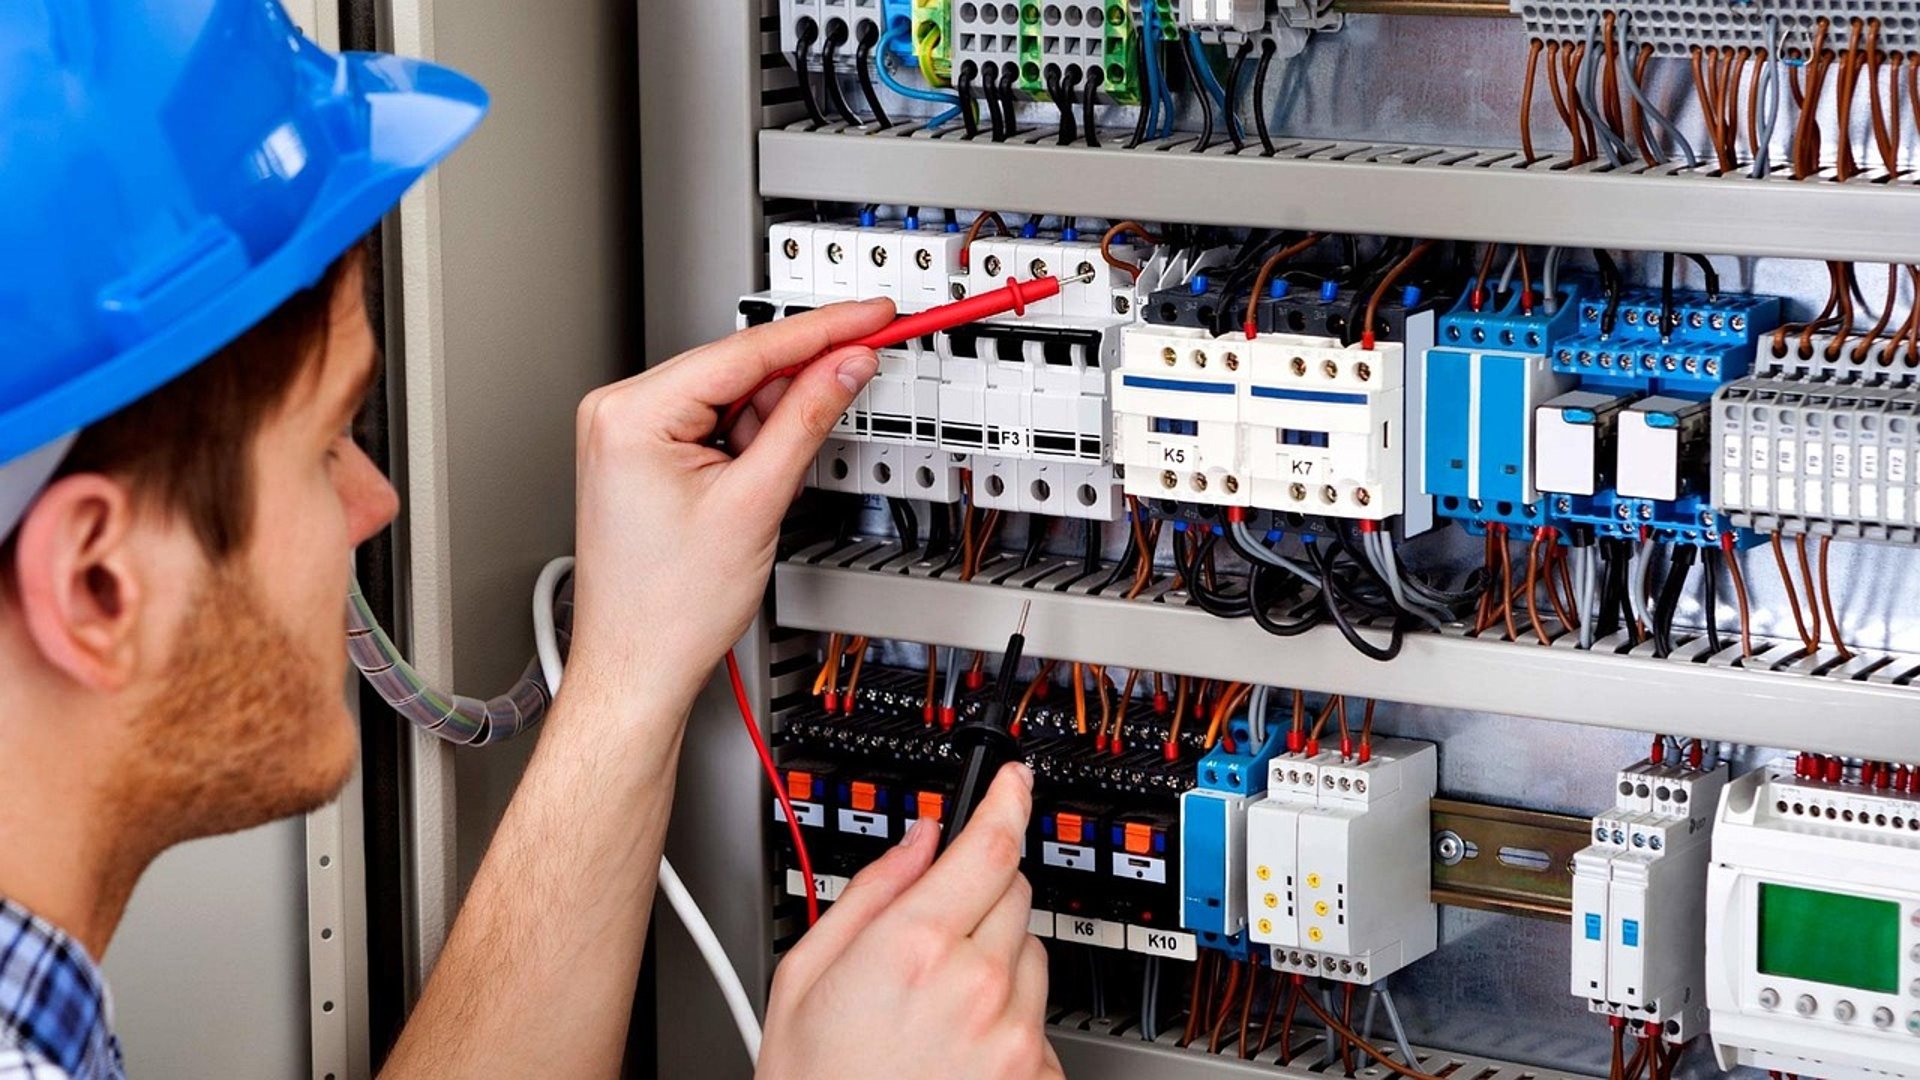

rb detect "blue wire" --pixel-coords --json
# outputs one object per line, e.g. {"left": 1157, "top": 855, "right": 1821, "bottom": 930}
{"left": 1140, "top": 2, "right": 1163, "bottom": 140}
{"left": 926, "top": 105, "right": 961, "bottom": 130}
{"left": 1186, "top": 32, "right": 1232, "bottom": 140}
{"left": 1155, "top": 24, "right": 1179, "bottom": 138}
{"left": 877, "top": 27, "right": 961, "bottom": 106}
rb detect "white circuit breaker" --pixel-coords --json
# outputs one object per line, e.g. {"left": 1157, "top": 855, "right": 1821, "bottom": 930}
{"left": 1571, "top": 755, "right": 1729, "bottom": 1043}
{"left": 1706, "top": 760, "right": 1920, "bottom": 1080}
{"left": 750, "top": 220, "right": 1125, "bottom": 517}
{"left": 1244, "top": 738, "right": 1437, "bottom": 985}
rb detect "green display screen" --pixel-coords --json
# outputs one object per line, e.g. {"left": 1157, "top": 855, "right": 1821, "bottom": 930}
{"left": 1757, "top": 883, "right": 1902, "bottom": 994}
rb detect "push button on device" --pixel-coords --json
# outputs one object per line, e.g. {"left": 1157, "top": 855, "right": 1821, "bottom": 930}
{"left": 1757, "top": 987, "right": 1780, "bottom": 1009}
{"left": 1795, "top": 994, "right": 1818, "bottom": 1016}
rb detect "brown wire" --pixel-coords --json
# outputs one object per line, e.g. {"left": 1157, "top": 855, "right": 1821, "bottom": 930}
{"left": 1818, "top": 536, "right": 1853, "bottom": 659}
{"left": 1101, "top": 220, "right": 1163, "bottom": 282}
{"left": 1853, "top": 265, "right": 1901, "bottom": 361}
{"left": 1360, "top": 698, "right": 1377, "bottom": 749}
{"left": 1522, "top": 37, "right": 1544, "bottom": 162}
{"left": 1498, "top": 529, "right": 1520, "bottom": 642}
{"left": 1747, "top": 46, "right": 1767, "bottom": 158}
{"left": 1693, "top": 48, "right": 1728, "bottom": 171}
{"left": 962, "top": 210, "right": 1010, "bottom": 266}
{"left": 1793, "top": 20, "right": 1834, "bottom": 179}
{"left": 1544, "top": 41, "right": 1580, "bottom": 160}
{"left": 1183, "top": 952, "right": 1211, "bottom": 1047}
{"left": 1629, "top": 44, "right": 1658, "bottom": 167}
{"left": 1365, "top": 240, "right": 1437, "bottom": 344}
{"left": 1726, "top": 542, "right": 1755, "bottom": 658}
{"left": 1526, "top": 530, "right": 1552, "bottom": 645}
{"left": 1567, "top": 42, "right": 1596, "bottom": 162}
{"left": 1340, "top": 983, "right": 1358, "bottom": 1076}
{"left": 1257, "top": 977, "right": 1292, "bottom": 1060}
{"left": 1828, "top": 263, "right": 1859, "bottom": 360}
{"left": 1794, "top": 534, "right": 1823, "bottom": 650}
{"left": 1601, "top": 14, "right": 1625, "bottom": 136}
{"left": 1771, "top": 533, "right": 1817, "bottom": 651}
{"left": 813, "top": 632, "right": 842, "bottom": 696}
{"left": 1208, "top": 961, "right": 1243, "bottom": 1054}
{"left": 1294, "top": 984, "right": 1448, "bottom": 1080}
{"left": 1237, "top": 966, "right": 1260, "bottom": 1059}
{"left": 1834, "top": 20, "right": 1867, "bottom": 181}
{"left": 1009, "top": 659, "right": 1058, "bottom": 735}
{"left": 1246, "top": 233, "right": 1330, "bottom": 334}
{"left": 1546, "top": 541, "right": 1579, "bottom": 631}
{"left": 1868, "top": 22, "right": 1898, "bottom": 174}
{"left": 1725, "top": 49, "right": 1751, "bottom": 164}
{"left": 843, "top": 636, "right": 870, "bottom": 711}
{"left": 923, "top": 645, "right": 940, "bottom": 721}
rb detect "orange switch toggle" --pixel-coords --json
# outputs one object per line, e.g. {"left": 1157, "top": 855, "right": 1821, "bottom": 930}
{"left": 1124, "top": 822, "right": 1154, "bottom": 855}
{"left": 917, "top": 792, "right": 945, "bottom": 823}
{"left": 786, "top": 770, "right": 814, "bottom": 803}
{"left": 851, "top": 780, "right": 878, "bottom": 813}
{"left": 1057, "top": 811, "right": 1084, "bottom": 845}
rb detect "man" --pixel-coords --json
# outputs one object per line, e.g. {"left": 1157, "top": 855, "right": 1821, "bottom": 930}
{"left": 0, "top": 3, "right": 1059, "bottom": 1078}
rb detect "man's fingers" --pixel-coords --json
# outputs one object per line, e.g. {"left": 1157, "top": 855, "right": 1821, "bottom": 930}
{"left": 723, "top": 344, "right": 876, "bottom": 499}
{"left": 970, "top": 872, "right": 1035, "bottom": 967}
{"left": 775, "top": 817, "right": 938, "bottom": 998}
{"left": 892, "top": 763, "right": 1033, "bottom": 937}
{"left": 1008, "top": 934, "right": 1052, "bottom": 1025}
{"left": 653, "top": 298, "right": 894, "bottom": 411}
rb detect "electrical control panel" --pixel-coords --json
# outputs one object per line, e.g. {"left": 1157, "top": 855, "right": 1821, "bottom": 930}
{"left": 1707, "top": 758, "right": 1920, "bottom": 1080}
{"left": 1570, "top": 754, "right": 1729, "bottom": 1043}
{"left": 1244, "top": 738, "right": 1437, "bottom": 985}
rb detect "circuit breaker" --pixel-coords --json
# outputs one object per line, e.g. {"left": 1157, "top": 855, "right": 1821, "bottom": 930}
{"left": 1244, "top": 738, "right": 1437, "bottom": 985}
{"left": 1570, "top": 755, "right": 1729, "bottom": 1043}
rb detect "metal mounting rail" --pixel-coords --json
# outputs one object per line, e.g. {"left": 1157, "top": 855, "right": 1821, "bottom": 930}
{"left": 772, "top": 542, "right": 1920, "bottom": 762}
{"left": 760, "top": 123, "right": 1920, "bottom": 264}
{"left": 1048, "top": 1011, "right": 1600, "bottom": 1080}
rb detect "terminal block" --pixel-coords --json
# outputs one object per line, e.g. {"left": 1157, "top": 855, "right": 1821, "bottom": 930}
{"left": 1707, "top": 758, "right": 1920, "bottom": 1080}
{"left": 1713, "top": 335, "right": 1920, "bottom": 545}
{"left": 1513, "top": 1, "right": 1920, "bottom": 59}
{"left": 1552, "top": 289, "right": 1777, "bottom": 397}
{"left": 1424, "top": 285, "right": 1582, "bottom": 531}
{"left": 1571, "top": 755, "right": 1729, "bottom": 1043}
{"left": 1180, "top": 719, "right": 1287, "bottom": 956}
{"left": 949, "top": 0, "right": 1120, "bottom": 101}
{"left": 779, "top": 0, "right": 887, "bottom": 66}
{"left": 1244, "top": 738, "right": 1438, "bottom": 985}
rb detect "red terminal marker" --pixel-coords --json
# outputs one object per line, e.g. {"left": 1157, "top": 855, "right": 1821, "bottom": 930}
{"left": 717, "top": 272, "right": 1093, "bottom": 441}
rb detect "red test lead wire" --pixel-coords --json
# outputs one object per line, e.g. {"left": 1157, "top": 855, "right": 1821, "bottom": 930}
{"left": 716, "top": 272, "right": 1093, "bottom": 440}
{"left": 726, "top": 650, "right": 820, "bottom": 927}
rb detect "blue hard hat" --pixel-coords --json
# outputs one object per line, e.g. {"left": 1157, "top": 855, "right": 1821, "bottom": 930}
{"left": 0, "top": 0, "right": 488, "bottom": 469}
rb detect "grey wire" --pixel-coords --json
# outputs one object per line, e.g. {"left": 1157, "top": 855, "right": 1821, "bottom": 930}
{"left": 942, "top": 645, "right": 963, "bottom": 710}
{"left": 1379, "top": 986, "right": 1419, "bottom": 1066}
{"left": 1630, "top": 539, "right": 1656, "bottom": 636}
{"left": 1230, "top": 520, "right": 1320, "bottom": 588}
{"left": 1495, "top": 245, "right": 1521, "bottom": 299}
{"left": 1320, "top": 990, "right": 1341, "bottom": 1066}
{"left": 1542, "top": 247, "right": 1564, "bottom": 314}
{"left": 1614, "top": 14, "right": 1699, "bottom": 167}
{"left": 1361, "top": 988, "right": 1380, "bottom": 1045}
{"left": 1248, "top": 683, "right": 1270, "bottom": 747}
{"left": 1751, "top": 17, "right": 1783, "bottom": 178}
{"left": 1373, "top": 531, "right": 1451, "bottom": 629}
{"left": 1141, "top": 957, "right": 1157, "bottom": 1040}
{"left": 1580, "top": 545, "right": 1599, "bottom": 650}
{"left": 1576, "top": 12, "right": 1634, "bottom": 166}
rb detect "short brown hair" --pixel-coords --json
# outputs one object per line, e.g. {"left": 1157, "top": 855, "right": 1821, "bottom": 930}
{"left": 2, "top": 247, "right": 361, "bottom": 567}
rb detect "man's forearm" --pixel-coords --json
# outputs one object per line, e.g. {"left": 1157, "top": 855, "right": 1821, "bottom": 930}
{"left": 382, "top": 670, "right": 692, "bottom": 1078}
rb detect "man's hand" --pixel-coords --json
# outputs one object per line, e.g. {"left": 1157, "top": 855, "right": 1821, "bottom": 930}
{"left": 566, "top": 299, "right": 894, "bottom": 704}
{"left": 758, "top": 764, "right": 1062, "bottom": 1080}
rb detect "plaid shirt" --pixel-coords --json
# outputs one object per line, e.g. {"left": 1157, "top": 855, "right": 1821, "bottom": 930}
{"left": 0, "top": 898, "right": 122, "bottom": 1080}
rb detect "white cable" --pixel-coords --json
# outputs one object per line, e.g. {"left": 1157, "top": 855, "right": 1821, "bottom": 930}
{"left": 1629, "top": 539, "right": 1655, "bottom": 638}
{"left": 531, "top": 561, "right": 764, "bottom": 1066}
{"left": 532, "top": 556, "right": 575, "bottom": 695}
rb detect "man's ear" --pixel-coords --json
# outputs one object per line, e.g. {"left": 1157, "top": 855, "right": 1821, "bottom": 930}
{"left": 11, "top": 474, "right": 147, "bottom": 692}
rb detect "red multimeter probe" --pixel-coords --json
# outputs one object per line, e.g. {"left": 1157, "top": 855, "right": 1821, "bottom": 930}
{"left": 717, "top": 271, "right": 1094, "bottom": 441}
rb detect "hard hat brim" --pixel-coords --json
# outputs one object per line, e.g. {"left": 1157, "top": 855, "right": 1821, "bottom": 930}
{"left": 0, "top": 50, "right": 488, "bottom": 468}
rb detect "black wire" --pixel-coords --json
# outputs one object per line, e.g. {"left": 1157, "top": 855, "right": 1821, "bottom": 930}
{"left": 982, "top": 62, "right": 1007, "bottom": 140}
{"left": 1305, "top": 541, "right": 1404, "bottom": 662}
{"left": 1660, "top": 252, "right": 1676, "bottom": 343}
{"left": 795, "top": 21, "right": 827, "bottom": 129}
{"left": 1055, "top": 68, "right": 1079, "bottom": 145}
{"left": 1185, "top": 533, "right": 1255, "bottom": 619}
{"left": 958, "top": 63, "right": 982, "bottom": 139}
{"left": 1081, "top": 519, "right": 1102, "bottom": 577}
{"left": 1702, "top": 546, "right": 1723, "bottom": 654}
{"left": 855, "top": 25, "right": 891, "bottom": 129}
{"left": 997, "top": 62, "right": 1020, "bottom": 141}
{"left": 1021, "top": 516, "right": 1049, "bottom": 570}
{"left": 1594, "top": 249, "right": 1623, "bottom": 337}
{"left": 1184, "top": 39, "right": 1216, "bottom": 153}
{"left": 925, "top": 502, "right": 953, "bottom": 561}
{"left": 1684, "top": 253, "right": 1721, "bottom": 298}
{"left": 1249, "top": 562, "right": 1323, "bottom": 636}
{"left": 1595, "top": 538, "right": 1624, "bottom": 640}
{"left": 1082, "top": 67, "right": 1103, "bottom": 147}
{"left": 822, "top": 23, "right": 859, "bottom": 126}
{"left": 1094, "top": 520, "right": 1141, "bottom": 593}
{"left": 889, "top": 497, "right": 921, "bottom": 552}
{"left": 1253, "top": 38, "right": 1278, "bottom": 156}
{"left": 1225, "top": 38, "right": 1253, "bottom": 153}
{"left": 1651, "top": 544, "right": 1697, "bottom": 658}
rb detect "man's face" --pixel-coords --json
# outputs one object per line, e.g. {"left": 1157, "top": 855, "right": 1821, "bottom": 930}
{"left": 125, "top": 263, "right": 399, "bottom": 839}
